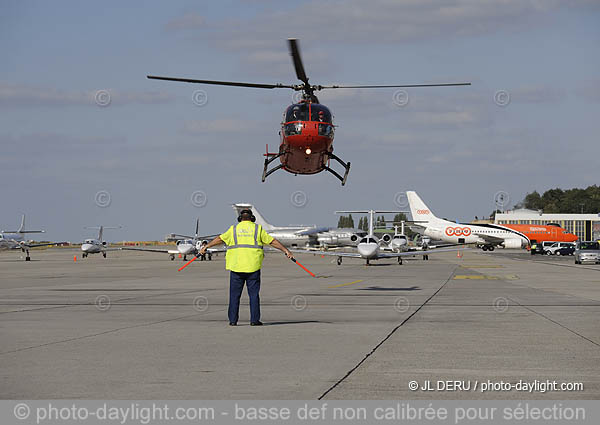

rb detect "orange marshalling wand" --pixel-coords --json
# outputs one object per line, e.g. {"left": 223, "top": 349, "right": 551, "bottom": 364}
{"left": 178, "top": 255, "right": 198, "bottom": 272}
{"left": 291, "top": 257, "right": 315, "bottom": 277}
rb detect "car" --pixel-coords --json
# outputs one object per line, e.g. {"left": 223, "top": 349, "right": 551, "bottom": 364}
{"left": 574, "top": 241, "right": 600, "bottom": 264}
{"left": 555, "top": 246, "right": 575, "bottom": 256}
{"left": 540, "top": 241, "right": 557, "bottom": 255}
{"left": 545, "top": 242, "right": 576, "bottom": 255}
{"left": 530, "top": 243, "right": 544, "bottom": 255}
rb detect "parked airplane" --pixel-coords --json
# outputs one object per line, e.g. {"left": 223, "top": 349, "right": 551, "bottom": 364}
{"left": 501, "top": 223, "right": 577, "bottom": 244}
{"left": 0, "top": 214, "right": 64, "bottom": 261}
{"left": 80, "top": 226, "right": 121, "bottom": 258}
{"left": 294, "top": 210, "right": 465, "bottom": 265}
{"left": 407, "top": 191, "right": 530, "bottom": 251}
{"left": 380, "top": 222, "right": 409, "bottom": 252}
{"left": 232, "top": 203, "right": 365, "bottom": 248}
{"left": 122, "top": 218, "right": 223, "bottom": 261}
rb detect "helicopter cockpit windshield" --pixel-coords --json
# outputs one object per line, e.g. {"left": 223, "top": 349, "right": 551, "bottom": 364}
{"left": 310, "top": 104, "right": 332, "bottom": 123}
{"left": 285, "top": 104, "right": 309, "bottom": 122}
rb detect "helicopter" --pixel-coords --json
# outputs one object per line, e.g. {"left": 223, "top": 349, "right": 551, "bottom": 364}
{"left": 148, "top": 39, "right": 470, "bottom": 185}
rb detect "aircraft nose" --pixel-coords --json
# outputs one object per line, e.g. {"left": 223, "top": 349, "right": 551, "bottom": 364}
{"left": 358, "top": 244, "right": 377, "bottom": 258}
{"left": 81, "top": 244, "right": 92, "bottom": 252}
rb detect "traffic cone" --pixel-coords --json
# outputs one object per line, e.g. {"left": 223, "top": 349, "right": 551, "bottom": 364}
{"left": 73, "top": 255, "right": 77, "bottom": 262}
{"left": 457, "top": 250, "right": 463, "bottom": 259}
{"left": 178, "top": 254, "right": 182, "bottom": 258}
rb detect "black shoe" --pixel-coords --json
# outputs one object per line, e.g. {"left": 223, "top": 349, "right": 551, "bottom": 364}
{"left": 229, "top": 322, "right": 237, "bottom": 326}
{"left": 250, "top": 321, "right": 263, "bottom": 326}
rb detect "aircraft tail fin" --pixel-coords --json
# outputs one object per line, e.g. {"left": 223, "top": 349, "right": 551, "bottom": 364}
{"left": 4, "top": 214, "right": 45, "bottom": 234}
{"left": 406, "top": 191, "right": 440, "bottom": 224}
{"left": 232, "top": 203, "right": 274, "bottom": 231}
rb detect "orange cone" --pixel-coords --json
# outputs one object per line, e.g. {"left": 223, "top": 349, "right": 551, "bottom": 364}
{"left": 457, "top": 251, "right": 463, "bottom": 258}
{"left": 178, "top": 253, "right": 182, "bottom": 258}
{"left": 73, "top": 255, "right": 77, "bottom": 262}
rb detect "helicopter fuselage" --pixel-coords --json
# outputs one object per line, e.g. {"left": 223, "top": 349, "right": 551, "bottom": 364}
{"left": 278, "top": 102, "right": 335, "bottom": 175}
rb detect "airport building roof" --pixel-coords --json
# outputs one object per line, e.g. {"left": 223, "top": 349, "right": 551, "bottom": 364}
{"left": 496, "top": 210, "right": 600, "bottom": 221}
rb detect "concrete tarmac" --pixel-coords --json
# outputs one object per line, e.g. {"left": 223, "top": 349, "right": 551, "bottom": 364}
{"left": 1, "top": 248, "right": 599, "bottom": 399}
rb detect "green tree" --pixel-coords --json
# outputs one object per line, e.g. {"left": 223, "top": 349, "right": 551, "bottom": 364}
{"left": 518, "top": 185, "right": 600, "bottom": 213}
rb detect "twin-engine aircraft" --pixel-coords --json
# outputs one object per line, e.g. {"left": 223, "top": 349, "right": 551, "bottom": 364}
{"left": 80, "top": 226, "right": 121, "bottom": 258}
{"left": 0, "top": 215, "right": 65, "bottom": 261}
{"left": 122, "top": 218, "right": 224, "bottom": 261}
{"left": 407, "top": 191, "right": 530, "bottom": 251}
{"left": 293, "top": 210, "right": 465, "bottom": 265}
{"left": 232, "top": 203, "right": 365, "bottom": 249}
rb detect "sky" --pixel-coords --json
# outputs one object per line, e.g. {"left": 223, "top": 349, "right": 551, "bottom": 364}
{"left": 1, "top": 0, "right": 599, "bottom": 242}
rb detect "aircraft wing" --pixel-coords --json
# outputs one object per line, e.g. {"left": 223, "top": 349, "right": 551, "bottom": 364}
{"left": 295, "top": 226, "right": 330, "bottom": 236}
{"left": 471, "top": 232, "right": 505, "bottom": 245}
{"left": 377, "top": 247, "right": 470, "bottom": 258}
{"left": 22, "top": 241, "right": 68, "bottom": 249}
{"left": 290, "top": 249, "right": 362, "bottom": 258}
{"left": 170, "top": 233, "right": 220, "bottom": 241}
{"left": 121, "top": 247, "right": 179, "bottom": 254}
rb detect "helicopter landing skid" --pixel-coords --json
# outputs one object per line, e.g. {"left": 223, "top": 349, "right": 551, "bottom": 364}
{"left": 325, "top": 152, "right": 351, "bottom": 186}
{"left": 262, "top": 145, "right": 284, "bottom": 182}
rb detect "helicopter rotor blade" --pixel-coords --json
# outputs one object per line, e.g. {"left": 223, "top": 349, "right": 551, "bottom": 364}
{"left": 147, "top": 75, "right": 295, "bottom": 90}
{"left": 287, "top": 39, "right": 309, "bottom": 86}
{"left": 317, "top": 82, "right": 471, "bottom": 90}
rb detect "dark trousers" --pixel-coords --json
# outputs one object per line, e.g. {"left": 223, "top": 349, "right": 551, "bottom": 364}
{"left": 229, "top": 270, "right": 261, "bottom": 323}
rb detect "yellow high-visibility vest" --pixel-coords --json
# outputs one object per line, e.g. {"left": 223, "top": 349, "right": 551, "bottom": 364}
{"left": 220, "top": 222, "right": 273, "bottom": 272}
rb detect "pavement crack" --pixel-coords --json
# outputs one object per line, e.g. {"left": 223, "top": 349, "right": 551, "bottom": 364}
{"left": 317, "top": 265, "right": 459, "bottom": 400}
{"left": 508, "top": 297, "right": 600, "bottom": 348}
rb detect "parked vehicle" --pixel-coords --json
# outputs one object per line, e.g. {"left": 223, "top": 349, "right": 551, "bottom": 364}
{"left": 530, "top": 243, "right": 544, "bottom": 255}
{"left": 574, "top": 241, "right": 600, "bottom": 264}
{"left": 546, "top": 242, "right": 576, "bottom": 255}
{"left": 556, "top": 246, "right": 576, "bottom": 256}
{"left": 541, "top": 241, "right": 557, "bottom": 254}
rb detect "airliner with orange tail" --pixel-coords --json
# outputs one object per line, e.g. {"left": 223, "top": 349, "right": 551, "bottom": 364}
{"left": 407, "top": 192, "right": 577, "bottom": 252}
{"left": 501, "top": 224, "right": 577, "bottom": 244}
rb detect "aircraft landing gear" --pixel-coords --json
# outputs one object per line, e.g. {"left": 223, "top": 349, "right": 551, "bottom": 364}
{"left": 423, "top": 254, "right": 429, "bottom": 260}
{"left": 25, "top": 249, "right": 31, "bottom": 261}
{"left": 324, "top": 151, "right": 351, "bottom": 186}
{"left": 262, "top": 145, "right": 284, "bottom": 182}
{"left": 183, "top": 255, "right": 187, "bottom": 261}
{"left": 366, "top": 259, "right": 370, "bottom": 266}
{"left": 170, "top": 255, "right": 175, "bottom": 261}
{"left": 208, "top": 253, "right": 212, "bottom": 261}
{"left": 336, "top": 257, "right": 342, "bottom": 265}
{"left": 398, "top": 257, "right": 403, "bottom": 265}
{"left": 82, "top": 252, "right": 88, "bottom": 258}
{"left": 102, "top": 252, "right": 107, "bottom": 258}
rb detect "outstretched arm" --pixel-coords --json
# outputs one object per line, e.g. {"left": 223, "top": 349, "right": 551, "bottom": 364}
{"left": 199, "top": 236, "right": 223, "bottom": 255}
{"left": 270, "top": 238, "right": 293, "bottom": 259}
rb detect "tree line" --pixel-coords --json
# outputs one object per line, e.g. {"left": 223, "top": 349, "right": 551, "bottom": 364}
{"left": 515, "top": 185, "right": 600, "bottom": 214}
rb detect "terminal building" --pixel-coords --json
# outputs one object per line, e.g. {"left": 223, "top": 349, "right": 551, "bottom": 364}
{"left": 495, "top": 209, "right": 600, "bottom": 241}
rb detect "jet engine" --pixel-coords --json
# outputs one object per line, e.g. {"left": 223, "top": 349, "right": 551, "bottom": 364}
{"left": 503, "top": 238, "right": 525, "bottom": 249}
{"left": 380, "top": 234, "right": 392, "bottom": 244}
{"left": 317, "top": 235, "right": 339, "bottom": 246}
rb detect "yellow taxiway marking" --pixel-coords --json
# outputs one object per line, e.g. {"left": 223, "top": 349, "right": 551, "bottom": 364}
{"left": 454, "top": 275, "right": 519, "bottom": 280}
{"left": 328, "top": 279, "right": 364, "bottom": 288}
